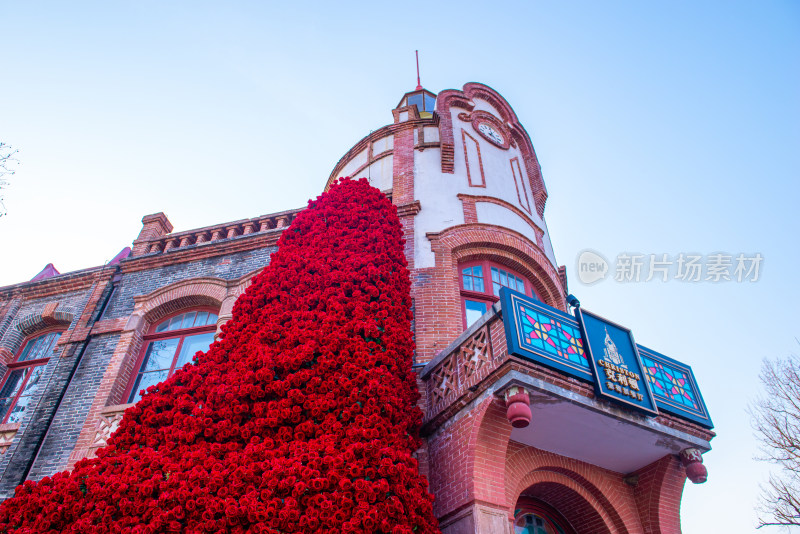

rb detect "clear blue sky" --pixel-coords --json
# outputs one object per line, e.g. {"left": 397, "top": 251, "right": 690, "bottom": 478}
{"left": 1, "top": 2, "right": 798, "bottom": 531}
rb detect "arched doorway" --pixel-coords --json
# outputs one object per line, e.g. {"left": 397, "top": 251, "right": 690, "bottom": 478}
{"left": 514, "top": 479, "right": 614, "bottom": 534}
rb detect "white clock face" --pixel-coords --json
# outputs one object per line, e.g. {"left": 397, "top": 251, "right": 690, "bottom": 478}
{"left": 478, "top": 122, "right": 504, "bottom": 145}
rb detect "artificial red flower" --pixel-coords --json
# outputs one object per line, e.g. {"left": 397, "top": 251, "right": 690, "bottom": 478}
{"left": 0, "top": 178, "right": 439, "bottom": 534}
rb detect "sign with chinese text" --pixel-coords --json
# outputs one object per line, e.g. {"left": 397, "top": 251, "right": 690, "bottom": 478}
{"left": 500, "top": 288, "right": 712, "bottom": 426}
{"left": 575, "top": 308, "right": 658, "bottom": 415}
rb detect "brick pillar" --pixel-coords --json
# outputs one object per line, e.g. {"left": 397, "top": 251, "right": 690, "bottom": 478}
{"left": 131, "top": 213, "right": 173, "bottom": 257}
{"left": 633, "top": 454, "right": 686, "bottom": 534}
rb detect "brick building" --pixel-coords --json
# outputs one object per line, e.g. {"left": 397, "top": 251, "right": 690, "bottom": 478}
{"left": 0, "top": 82, "right": 713, "bottom": 533}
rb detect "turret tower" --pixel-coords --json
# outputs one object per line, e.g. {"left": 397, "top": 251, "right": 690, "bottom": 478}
{"left": 327, "top": 82, "right": 566, "bottom": 362}
{"left": 328, "top": 82, "right": 714, "bottom": 534}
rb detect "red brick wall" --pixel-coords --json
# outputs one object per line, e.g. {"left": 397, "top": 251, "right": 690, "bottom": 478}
{"left": 633, "top": 454, "right": 687, "bottom": 534}
{"left": 426, "top": 386, "right": 688, "bottom": 534}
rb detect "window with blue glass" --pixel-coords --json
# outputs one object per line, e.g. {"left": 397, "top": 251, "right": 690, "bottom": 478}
{"left": 406, "top": 91, "right": 436, "bottom": 118}
{"left": 125, "top": 310, "right": 218, "bottom": 403}
{"left": 460, "top": 260, "right": 539, "bottom": 328}
{"left": 514, "top": 513, "right": 565, "bottom": 534}
{"left": 0, "top": 330, "right": 62, "bottom": 424}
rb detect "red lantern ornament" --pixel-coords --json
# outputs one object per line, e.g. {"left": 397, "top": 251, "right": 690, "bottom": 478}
{"left": 680, "top": 447, "right": 708, "bottom": 484}
{"left": 504, "top": 386, "right": 532, "bottom": 428}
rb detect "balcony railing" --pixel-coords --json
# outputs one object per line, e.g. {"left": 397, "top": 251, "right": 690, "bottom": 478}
{"left": 420, "top": 294, "right": 712, "bottom": 429}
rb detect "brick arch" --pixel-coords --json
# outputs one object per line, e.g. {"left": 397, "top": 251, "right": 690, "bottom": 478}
{"left": 515, "top": 495, "right": 577, "bottom": 534}
{"left": 68, "top": 274, "right": 254, "bottom": 466}
{"left": 434, "top": 223, "right": 566, "bottom": 309}
{"left": 133, "top": 277, "right": 228, "bottom": 327}
{"left": 515, "top": 472, "right": 616, "bottom": 534}
{"left": 632, "top": 454, "right": 686, "bottom": 534}
{"left": 463, "top": 396, "right": 630, "bottom": 534}
{"left": 505, "top": 446, "right": 633, "bottom": 534}
{"left": 0, "top": 305, "right": 76, "bottom": 362}
{"left": 107, "top": 277, "right": 229, "bottom": 405}
{"left": 467, "top": 398, "right": 516, "bottom": 509}
{"left": 15, "top": 307, "right": 75, "bottom": 337}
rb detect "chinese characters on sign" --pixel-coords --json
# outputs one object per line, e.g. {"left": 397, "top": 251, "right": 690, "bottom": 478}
{"left": 576, "top": 308, "right": 658, "bottom": 414}
{"left": 500, "top": 288, "right": 713, "bottom": 427}
{"left": 599, "top": 359, "right": 643, "bottom": 401}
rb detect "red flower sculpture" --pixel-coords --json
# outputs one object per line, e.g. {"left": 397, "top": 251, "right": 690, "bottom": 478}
{"left": 0, "top": 179, "right": 440, "bottom": 534}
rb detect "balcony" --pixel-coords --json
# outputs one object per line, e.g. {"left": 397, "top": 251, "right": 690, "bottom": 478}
{"left": 419, "top": 289, "right": 714, "bottom": 475}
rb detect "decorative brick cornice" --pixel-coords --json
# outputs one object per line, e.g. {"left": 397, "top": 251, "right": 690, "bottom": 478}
{"left": 121, "top": 229, "right": 282, "bottom": 273}
{"left": 396, "top": 201, "right": 422, "bottom": 218}
{"left": 0, "top": 267, "right": 106, "bottom": 300}
{"left": 129, "top": 207, "right": 303, "bottom": 263}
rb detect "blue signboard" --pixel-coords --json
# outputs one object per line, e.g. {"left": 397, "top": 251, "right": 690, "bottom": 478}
{"left": 637, "top": 345, "right": 713, "bottom": 427}
{"left": 575, "top": 308, "right": 658, "bottom": 415}
{"left": 500, "top": 288, "right": 713, "bottom": 427}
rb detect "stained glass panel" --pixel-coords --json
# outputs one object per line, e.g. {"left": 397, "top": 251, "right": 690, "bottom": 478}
{"left": 518, "top": 303, "right": 588, "bottom": 370}
{"left": 640, "top": 353, "right": 699, "bottom": 410}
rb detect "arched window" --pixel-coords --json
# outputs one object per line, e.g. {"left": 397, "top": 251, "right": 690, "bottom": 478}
{"left": 0, "top": 330, "right": 62, "bottom": 424}
{"left": 514, "top": 512, "right": 566, "bottom": 534}
{"left": 460, "top": 260, "right": 540, "bottom": 328}
{"left": 124, "top": 310, "right": 218, "bottom": 403}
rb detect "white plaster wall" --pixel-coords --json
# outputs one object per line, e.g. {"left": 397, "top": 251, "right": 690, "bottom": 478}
{"left": 410, "top": 101, "right": 559, "bottom": 269}
{"left": 423, "top": 126, "right": 439, "bottom": 143}
{"left": 413, "top": 147, "right": 464, "bottom": 267}
{"left": 372, "top": 135, "right": 393, "bottom": 154}
{"left": 476, "top": 202, "right": 535, "bottom": 240}
{"left": 474, "top": 203, "right": 556, "bottom": 266}
{"left": 337, "top": 149, "right": 368, "bottom": 179}
{"left": 352, "top": 155, "right": 393, "bottom": 191}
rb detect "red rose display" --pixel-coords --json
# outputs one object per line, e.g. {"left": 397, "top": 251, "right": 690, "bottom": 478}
{"left": 0, "top": 178, "right": 440, "bottom": 533}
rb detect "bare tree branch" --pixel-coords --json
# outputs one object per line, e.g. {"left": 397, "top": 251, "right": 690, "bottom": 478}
{"left": 0, "top": 142, "right": 19, "bottom": 217}
{"left": 751, "top": 346, "right": 800, "bottom": 529}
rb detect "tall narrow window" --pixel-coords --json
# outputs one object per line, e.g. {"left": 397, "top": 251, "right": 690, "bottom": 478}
{"left": 460, "top": 261, "right": 540, "bottom": 328}
{"left": 0, "top": 330, "right": 62, "bottom": 424}
{"left": 125, "top": 310, "right": 218, "bottom": 403}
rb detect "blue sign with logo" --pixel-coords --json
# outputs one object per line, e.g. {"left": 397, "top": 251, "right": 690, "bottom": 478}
{"left": 499, "top": 288, "right": 712, "bottom": 426}
{"left": 575, "top": 308, "right": 658, "bottom": 415}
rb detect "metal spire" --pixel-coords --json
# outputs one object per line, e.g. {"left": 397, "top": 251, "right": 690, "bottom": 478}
{"left": 415, "top": 50, "right": 422, "bottom": 90}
